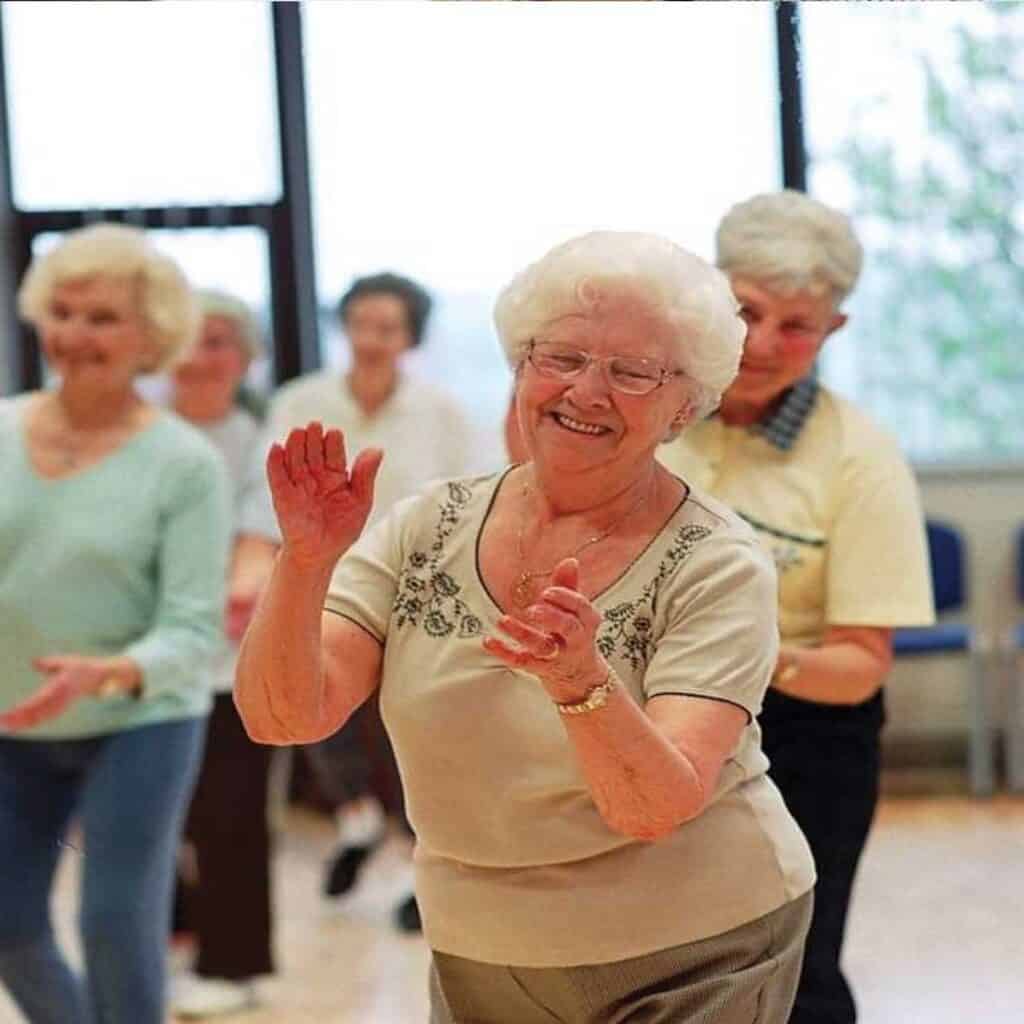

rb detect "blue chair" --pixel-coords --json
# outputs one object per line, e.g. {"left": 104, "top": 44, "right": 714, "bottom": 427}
{"left": 892, "top": 520, "right": 993, "bottom": 796}
{"left": 1007, "top": 527, "right": 1024, "bottom": 792}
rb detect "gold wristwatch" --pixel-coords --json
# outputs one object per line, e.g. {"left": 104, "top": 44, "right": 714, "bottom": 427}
{"left": 555, "top": 673, "right": 616, "bottom": 716}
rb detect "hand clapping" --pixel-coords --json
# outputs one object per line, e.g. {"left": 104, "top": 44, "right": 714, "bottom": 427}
{"left": 483, "top": 559, "right": 608, "bottom": 703}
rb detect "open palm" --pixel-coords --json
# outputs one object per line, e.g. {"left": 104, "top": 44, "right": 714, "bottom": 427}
{"left": 268, "top": 422, "right": 383, "bottom": 572}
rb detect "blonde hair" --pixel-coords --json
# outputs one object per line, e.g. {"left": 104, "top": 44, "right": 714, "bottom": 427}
{"left": 494, "top": 230, "right": 745, "bottom": 419}
{"left": 196, "top": 289, "right": 264, "bottom": 360}
{"left": 18, "top": 223, "right": 200, "bottom": 371}
{"left": 716, "top": 190, "right": 863, "bottom": 306}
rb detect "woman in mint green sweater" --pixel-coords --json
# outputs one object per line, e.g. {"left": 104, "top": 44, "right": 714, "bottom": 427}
{"left": 0, "top": 224, "right": 231, "bottom": 1024}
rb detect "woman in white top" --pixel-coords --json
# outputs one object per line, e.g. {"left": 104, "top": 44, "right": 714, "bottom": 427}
{"left": 234, "top": 272, "right": 478, "bottom": 931}
{"left": 235, "top": 232, "right": 816, "bottom": 1024}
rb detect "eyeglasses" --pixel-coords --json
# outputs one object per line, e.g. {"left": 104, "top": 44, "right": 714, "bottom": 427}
{"left": 526, "top": 340, "right": 685, "bottom": 396}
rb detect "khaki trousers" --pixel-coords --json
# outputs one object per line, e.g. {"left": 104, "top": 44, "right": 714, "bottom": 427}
{"left": 429, "top": 890, "right": 813, "bottom": 1024}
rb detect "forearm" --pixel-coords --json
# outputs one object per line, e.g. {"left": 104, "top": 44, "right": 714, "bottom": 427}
{"left": 773, "top": 641, "right": 891, "bottom": 705}
{"left": 234, "top": 551, "right": 335, "bottom": 744}
{"left": 558, "top": 672, "right": 706, "bottom": 841}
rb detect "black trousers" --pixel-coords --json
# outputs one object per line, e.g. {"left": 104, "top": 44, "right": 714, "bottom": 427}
{"left": 304, "top": 692, "right": 412, "bottom": 835}
{"left": 176, "top": 693, "right": 275, "bottom": 980}
{"left": 760, "top": 689, "right": 882, "bottom": 1024}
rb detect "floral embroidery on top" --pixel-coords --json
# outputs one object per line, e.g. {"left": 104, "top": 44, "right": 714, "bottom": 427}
{"left": 393, "top": 480, "right": 484, "bottom": 640}
{"left": 393, "top": 481, "right": 712, "bottom": 663}
{"left": 596, "top": 524, "right": 712, "bottom": 671}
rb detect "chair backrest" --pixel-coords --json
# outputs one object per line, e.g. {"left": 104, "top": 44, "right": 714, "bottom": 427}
{"left": 1017, "top": 525, "right": 1024, "bottom": 603}
{"left": 926, "top": 519, "right": 965, "bottom": 613}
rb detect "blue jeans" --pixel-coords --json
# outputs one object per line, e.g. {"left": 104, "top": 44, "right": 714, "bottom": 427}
{"left": 0, "top": 717, "right": 206, "bottom": 1024}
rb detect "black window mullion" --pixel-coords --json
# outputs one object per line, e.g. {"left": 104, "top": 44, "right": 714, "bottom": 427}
{"left": 0, "top": 11, "right": 33, "bottom": 392}
{"left": 270, "top": 2, "right": 319, "bottom": 384}
{"left": 775, "top": 1, "right": 807, "bottom": 192}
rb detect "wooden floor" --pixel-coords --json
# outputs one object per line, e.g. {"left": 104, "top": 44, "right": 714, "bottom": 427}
{"left": 1, "top": 790, "right": 1021, "bottom": 1023}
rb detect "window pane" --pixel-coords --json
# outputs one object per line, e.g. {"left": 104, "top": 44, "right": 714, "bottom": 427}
{"left": 803, "top": 2, "right": 1024, "bottom": 463}
{"left": 31, "top": 226, "right": 274, "bottom": 396}
{"left": 3, "top": 1, "right": 280, "bottom": 209}
{"left": 305, "top": 1, "right": 780, "bottom": 438}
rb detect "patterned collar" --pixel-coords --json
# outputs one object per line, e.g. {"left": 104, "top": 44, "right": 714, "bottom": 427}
{"left": 750, "top": 376, "right": 820, "bottom": 451}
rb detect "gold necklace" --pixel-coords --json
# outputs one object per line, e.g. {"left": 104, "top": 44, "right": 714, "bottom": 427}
{"left": 512, "top": 481, "right": 649, "bottom": 609}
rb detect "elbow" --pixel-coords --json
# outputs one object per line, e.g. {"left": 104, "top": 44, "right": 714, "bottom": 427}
{"left": 613, "top": 819, "right": 678, "bottom": 843}
{"left": 238, "top": 715, "right": 293, "bottom": 747}
{"left": 232, "top": 696, "right": 289, "bottom": 746}
{"left": 232, "top": 683, "right": 304, "bottom": 747}
{"left": 601, "top": 800, "right": 702, "bottom": 843}
{"left": 600, "top": 769, "right": 709, "bottom": 841}
{"left": 603, "top": 814, "right": 683, "bottom": 843}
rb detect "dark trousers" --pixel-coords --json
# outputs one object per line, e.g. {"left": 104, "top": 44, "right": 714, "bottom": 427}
{"left": 177, "top": 694, "right": 275, "bottom": 980}
{"left": 760, "top": 690, "right": 882, "bottom": 1024}
{"left": 305, "top": 692, "right": 411, "bottom": 835}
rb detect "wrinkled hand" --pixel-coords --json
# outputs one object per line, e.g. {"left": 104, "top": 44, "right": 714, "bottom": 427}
{"left": 483, "top": 559, "right": 607, "bottom": 702}
{"left": 0, "top": 655, "right": 123, "bottom": 732}
{"left": 268, "top": 422, "right": 383, "bottom": 572}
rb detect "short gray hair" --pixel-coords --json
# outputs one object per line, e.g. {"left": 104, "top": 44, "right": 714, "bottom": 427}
{"left": 493, "top": 230, "right": 745, "bottom": 420}
{"left": 18, "top": 223, "right": 200, "bottom": 371}
{"left": 196, "top": 289, "right": 264, "bottom": 360}
{"left": 716, "top": 190, "right": 863, "bottom": 306}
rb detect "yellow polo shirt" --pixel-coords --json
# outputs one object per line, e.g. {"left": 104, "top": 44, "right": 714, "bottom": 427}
{"left": 658, "top": 383, "right": 935, "bottom": 648}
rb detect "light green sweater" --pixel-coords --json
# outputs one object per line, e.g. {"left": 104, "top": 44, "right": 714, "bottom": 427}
{"left": 0, "top": 395, "right": 232, "bottom": 739}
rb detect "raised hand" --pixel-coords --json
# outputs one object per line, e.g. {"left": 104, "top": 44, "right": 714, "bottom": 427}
{"left": 483, "top": 558, "right": 608, "bottom": 703}
{"left": 267, "top": 422, "right": 383, "bottom": 572}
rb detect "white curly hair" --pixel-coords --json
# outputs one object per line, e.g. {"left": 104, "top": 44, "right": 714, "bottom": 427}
{"left": 716, "top": 190, "right": 863, "bottom": 306}
{"left": 18, "top": 223, "right": 200, "bottom": 371}
{"left": 196, "top": 288, "right": 264, "bottom": 360}
{"left": 493, "top": 230, "right": 746, "bottom": 420}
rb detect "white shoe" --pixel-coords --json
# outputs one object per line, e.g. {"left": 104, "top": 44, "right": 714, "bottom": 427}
{"left": 171, "top": 974, "right": 260, "bottom": 1018}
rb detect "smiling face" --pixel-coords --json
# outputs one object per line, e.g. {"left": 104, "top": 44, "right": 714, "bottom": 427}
{"left": 172, "top": 314, "right": 250, "bottom": 405}
{"left": 39, "top": 275, "right": 154, "bottom": 394}
{"left": 342, "top": 292, "right": 414, "bottom": 370}
{"left": 514, "top": 294, "right": 693, "bottom": 482}
{"left": 726, "top": 276, "right": 846, "bottom": 411}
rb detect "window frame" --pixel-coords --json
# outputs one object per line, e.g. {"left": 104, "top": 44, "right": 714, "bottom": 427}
{"left": 0, "top": 4, "right": 807, "bottom": 397}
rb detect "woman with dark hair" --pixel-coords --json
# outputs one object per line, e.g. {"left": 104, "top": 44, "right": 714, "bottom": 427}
{"left": 232, "top": 271, "right": 478, "bottom": 931}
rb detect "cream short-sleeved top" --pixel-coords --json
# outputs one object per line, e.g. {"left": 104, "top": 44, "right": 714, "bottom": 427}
{"left": 325, "top": 470, "right": 815, "bottom": 967}
{"left": 658, "top": 385, "right": 935, "bottom": 648}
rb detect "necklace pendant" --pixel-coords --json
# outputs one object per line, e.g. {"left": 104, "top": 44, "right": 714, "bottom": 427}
{"left": 512, "top": 573, "right": 535, "bottom": 610}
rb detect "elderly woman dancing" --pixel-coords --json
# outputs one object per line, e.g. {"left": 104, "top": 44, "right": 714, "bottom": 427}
{"left": 0, "top": 225, "right": 230, "bottom": 1024}
{"left": 236, "top": 231, "right": 815, "bottom": 1024}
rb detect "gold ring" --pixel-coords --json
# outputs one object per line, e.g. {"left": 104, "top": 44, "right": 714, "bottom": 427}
{"left": 535, "top": 638, "right": 560, "bottom": 662}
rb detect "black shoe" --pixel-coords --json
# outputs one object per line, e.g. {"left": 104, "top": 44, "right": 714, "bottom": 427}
{"left": 393, "top": 894, "right": 422, "bottom": 933}
{"left": 323, "top": 844, "right": 376, "bottom": 898}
